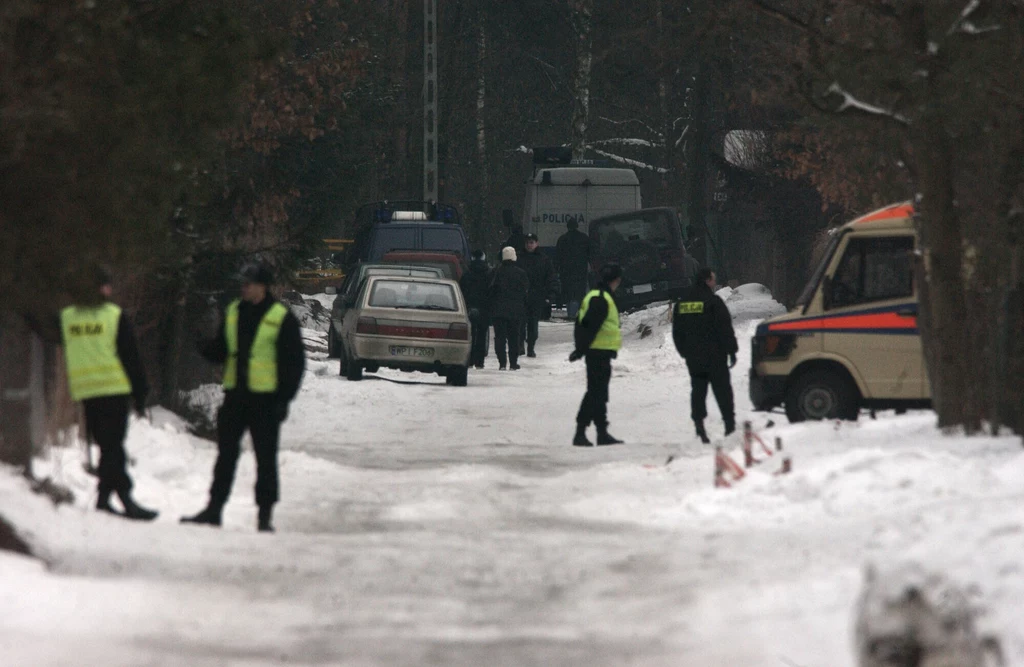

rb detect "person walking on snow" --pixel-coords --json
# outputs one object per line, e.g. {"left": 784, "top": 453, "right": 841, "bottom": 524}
{"left": 489, "top": 246, "right": 529, "bottom": 370}
{"left": 181, "top": 261, "right": 305, "bottom": 532}
{"left": 60, "top": 265, "right": 158, "bottom": 520}
{"left": 555, "top": 219, "right": 591, "bottom": 320}
{"left": 518, "top": 233, "right": 558, "bottom": 358}
{"left": 568, "top": 263, "right": 625, "bottom": 447}
{"left": 672, "top": 267, "right": 738, "bottom": 444}
{"left": 459, "top": 249, "right": 492, "bottom": 369}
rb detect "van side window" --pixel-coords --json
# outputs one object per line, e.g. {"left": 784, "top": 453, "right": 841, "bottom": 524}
{"left": 830, "top": 236, "right": 914, "bottom": 308}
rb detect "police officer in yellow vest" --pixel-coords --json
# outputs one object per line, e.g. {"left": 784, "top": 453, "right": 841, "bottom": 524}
{"left": 60, "top": 266, "right": 157, "bottom": 520}
{"left": 181, "top": 261, "right": 305, "bottom": 532}
{"left": 568, "top": 264, "right": 625, "bottom": 447}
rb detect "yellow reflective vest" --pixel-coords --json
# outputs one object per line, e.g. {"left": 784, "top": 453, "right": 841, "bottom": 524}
{"left": 223, "top": 300, "right": 289, "bottom": 393}
{"left": 60, "top": 303, "right": 132, "bottom": 401}
{"left": 577, "top": 289, "right": 621, "bottom": 351}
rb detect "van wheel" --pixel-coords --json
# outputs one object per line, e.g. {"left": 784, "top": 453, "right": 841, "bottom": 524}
{"left": 785, "top": 370, "right": 858, "bottom": 422}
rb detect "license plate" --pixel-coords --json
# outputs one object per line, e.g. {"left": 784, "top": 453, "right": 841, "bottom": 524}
{"left": 389, "top": 345, "right": 434, "bottom": 357}
{"left": 632, "top": 283, "right": 653, "bottom": 294}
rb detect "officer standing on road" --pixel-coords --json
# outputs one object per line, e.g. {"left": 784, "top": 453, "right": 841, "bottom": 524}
{"left": 489, "top": 246, "right": 529, "bottom": 370}
{"left": 503, "top": 223, "right": 527, "bottom": 257}
{"left": 568, "top": 263, "right": 624, "bottom": 447}
{"left": 60, "top": 266, "right": 158, "bottom": 520}
{"left": 556, "top": 219, "right": 592, "bottom": 320}
{"left": 181, "top": 261, "right": 305, "bottom": 532}
{"left": 518, "top": 233, "right": 557, "bottom": 358}
{"left": 459, "top": 249, "right": 492, "bottom": 369}
{"left": 672, "top": 267, "right": 738, "bottom": 444}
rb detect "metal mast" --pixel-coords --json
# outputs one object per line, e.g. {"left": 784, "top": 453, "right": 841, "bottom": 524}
{"left": 423, "top": 0, "right": 438, "bottom": 202}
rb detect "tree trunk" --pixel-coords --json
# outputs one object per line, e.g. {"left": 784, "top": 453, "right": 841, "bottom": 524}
{"left": 913, "top": 106, "right": 973, "bottom": 431}
{"left": 391, "top": 0, "right": 410, "bottom": 194}
{"left": 475, "top": 10, "right": 488, "bottom": 240}
{"left": 569, "top": 0, "right": 594, "bottom": 161}
{"left": 656, "top": 0, "right": 670, "bottom": 192}
{"left": 0, "top": 314, "right": 39, "bottom": 470}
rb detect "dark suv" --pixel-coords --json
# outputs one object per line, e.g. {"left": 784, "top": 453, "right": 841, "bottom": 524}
{"left": 589, "top": 207, "right": 699, "bottom": 310}
{"left": 346, "top": 201, "right": 471, "bottom": 266}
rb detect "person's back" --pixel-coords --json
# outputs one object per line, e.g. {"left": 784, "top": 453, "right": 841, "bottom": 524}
{"left": 556, "top": 227, "right": 591, "bottom": 276}
{"left": 460, "top": 257, "right": 491, "bottom": 313}
{"left": 491, "top": 260, "right": 529, "bottom": 321}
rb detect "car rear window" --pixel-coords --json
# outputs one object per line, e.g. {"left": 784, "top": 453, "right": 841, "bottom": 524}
{"left": 592, "top": 210, "right": 676, "bottom": 252}
{"left": 370, "top": 228, "right": 418, "bottom": 256}
{"left": 421, "top": 227, "right": 465, "bottom": 254}
{"left": 368, "top": 280, "right": 458, "bottom": 311}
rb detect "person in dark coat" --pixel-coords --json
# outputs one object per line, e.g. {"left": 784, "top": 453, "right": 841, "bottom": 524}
{"left": 489, "top": 246, "right": 529, "bottom": 370}
{"left": 672, "top": 267, "right": 738, "bottom": 443}
{"left": 556, "top": 219, "right": 592, "bottom": 320}
{"left": 518, "top": 233, "right": 558, "bottom": 358}
{"left": 459, "top": 249, "right": 492, "bottom": 368}
{"left": 503, "top": 223, "right": 527, "bottom": 257}
{"left": 568, "top": 263, "right": 624, "bottom": 446}
{"left": 181, "top": 261, "right": 306, "bottom": 532}
{"left": 59, "top": 265, "right": 157, "bottom": 520}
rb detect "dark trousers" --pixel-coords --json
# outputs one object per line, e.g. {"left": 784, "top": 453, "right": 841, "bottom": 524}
{"left": 492, "top": 317, "right": 520, "bottom": 367}
{"left": 576, "top": 353, "right": 612, "bottom": 429}
{"left": 563, "top": 273, "right": 588, "bottom": 320}
{"left": 209, "top": 391, "right": 281, "bottom": 509}
{"left": 83, "top": 395, "right": 132, "bottom": 496}
{"left": 521, "top": 304, "right": 541, "bottom": 351}
{"left": 469, "top": 315, "right": 489, "bottom": 366}
{"left": 688, "top": 361, "right": 735, "bottom": 425}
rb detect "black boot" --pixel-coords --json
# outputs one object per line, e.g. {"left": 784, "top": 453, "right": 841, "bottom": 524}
{"left": 96, "top": 487, "right": 115, "bottom": 513}
{"left": 572, "top": 425, "right": 594, "bottom": 447}
{"left": 258, "top": 506, "right": 274, "bottom": 533}
{"left": 180, "top": 504, "right": 222, "bottom": 527}
{"left": 695, "top": 421, "right": 710, "bottom": 444}
{"left": 527, "top": 346, "right": 536, "bottom": 358}
{"left": 596, "top": 428, "right": 624, "bottom": 445}
{"left": 724, "top": 420, "right": 736, "bottom": 437}
{"left": 116, "top": 490, "right": 158, "bottom": 521}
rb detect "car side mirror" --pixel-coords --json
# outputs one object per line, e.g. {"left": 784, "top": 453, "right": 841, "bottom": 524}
{"left": 821, "top": 275, "right": 833, "bottom": 310}
{"left": 325, "top": 286, "right": 337, "bottom": 295}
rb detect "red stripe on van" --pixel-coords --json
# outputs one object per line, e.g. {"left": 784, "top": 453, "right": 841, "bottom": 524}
{"left": 854, "top": 203, "right": 914, "bottom": 224}
{"left": 768, "top": 312, "right": 917, "bottom": 333}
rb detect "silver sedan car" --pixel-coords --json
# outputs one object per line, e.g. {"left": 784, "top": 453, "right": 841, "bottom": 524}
{"left": 339, "top": 275, "right": 472, "bottom": 386}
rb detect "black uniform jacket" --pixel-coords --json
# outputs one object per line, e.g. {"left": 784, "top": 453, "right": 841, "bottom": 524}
{"left": 202, "top": 296, "right": 306, "bottom": 402}
{"left": 556, "top": 228, "right": 591, "bottom": 277}
{"left": 518, "top": 250, "right": 558, "bottom": 308}
{"left": 671, "top": 282, "right": 738, "bottom": 372}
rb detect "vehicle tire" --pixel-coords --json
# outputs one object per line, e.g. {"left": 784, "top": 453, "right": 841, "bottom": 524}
{"left": 785, "top": 369, "right": 859, "bottom": 422}
{"left": 448, "top": 365, "right": 468, "bottom": 387}
{"left": 326, "top": 326, "right": 340, "bottom": 359}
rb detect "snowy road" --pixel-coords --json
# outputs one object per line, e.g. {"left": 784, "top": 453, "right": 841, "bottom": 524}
{"left": 3, "top": 292, "right": 1023, "bottom": 666}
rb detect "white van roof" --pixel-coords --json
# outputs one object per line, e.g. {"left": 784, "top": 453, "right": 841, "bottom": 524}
{"left": 531, "top": 167, "right": 639, "bottom": 186}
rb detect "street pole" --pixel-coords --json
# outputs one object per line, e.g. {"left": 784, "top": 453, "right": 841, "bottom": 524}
{"left": 423, "top": 0, "right": 438, "bottom": 202}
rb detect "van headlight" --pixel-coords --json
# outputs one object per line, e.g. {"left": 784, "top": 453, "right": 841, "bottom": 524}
{"left": 752, "top": 333, "right": 796, "bottom": 364}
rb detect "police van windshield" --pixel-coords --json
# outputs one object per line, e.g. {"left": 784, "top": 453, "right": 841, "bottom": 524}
{"left": 421, "top": 227, "right": 465, "bottom": 254}
{"left": 591, "top": 210, "right": 675, "bottom": 253}
{"left": 796, "top": 231, "right": 843, "bottom": 309}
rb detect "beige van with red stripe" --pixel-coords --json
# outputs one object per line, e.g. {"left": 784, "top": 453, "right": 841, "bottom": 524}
{"left": 749, "top": 203, "right": 932, "bottom": 422}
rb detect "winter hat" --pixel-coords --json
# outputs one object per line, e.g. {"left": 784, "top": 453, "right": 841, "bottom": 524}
{"left": 525, "top": 233, "right": 538, "bottom": 242}
{"left": 471, "top": 249, "right": 486, "bottom": 261}
{"left": 239, "top": 260, "right": 274, "bottom": 285}
{"left": 501, "top": 246, "right": 517, "bottom": 262}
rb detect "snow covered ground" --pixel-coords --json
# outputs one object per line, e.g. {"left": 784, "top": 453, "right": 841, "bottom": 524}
{"left": 2, "top": 285, "right": 1022, "bottom": 666}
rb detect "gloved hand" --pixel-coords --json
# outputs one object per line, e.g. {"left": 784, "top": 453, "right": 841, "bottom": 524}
{"left": 728, "top": 353, "right": 737, "bottom": 369}
{"left": 568, "top": 350, "right": 584, "bottom": 363}
{"left": 274, "top": 401, "right": 289, "bottom": 423}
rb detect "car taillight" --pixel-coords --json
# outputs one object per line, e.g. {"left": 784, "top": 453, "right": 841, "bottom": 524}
{"left": 446, "top": 322, "right": 469, "bottom": 341}
{"left": 356, "top": 316, "right": 378, "bottom": 334}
